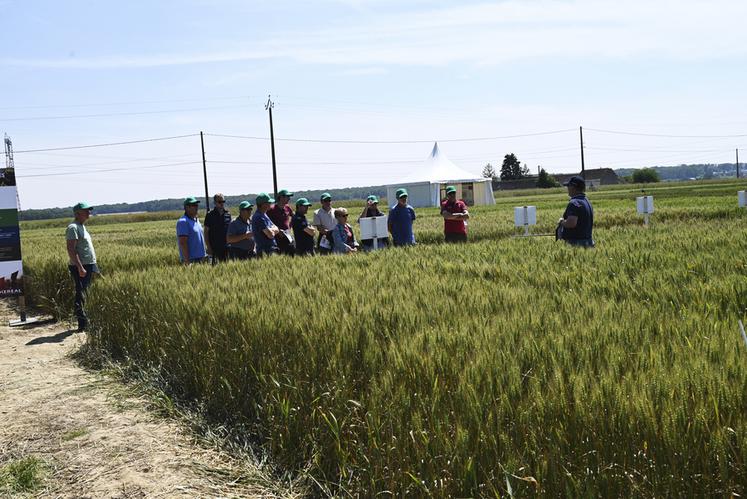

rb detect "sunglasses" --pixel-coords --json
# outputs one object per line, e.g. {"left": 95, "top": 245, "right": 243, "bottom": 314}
{"left": 216, "top": 200, "right": 225, "bottom": 204}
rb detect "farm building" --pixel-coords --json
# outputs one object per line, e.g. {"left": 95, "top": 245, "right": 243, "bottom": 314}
{"left": 385, "top": 143, "right": 495, "bottom": 208}
{"left": 496, "top": 168, "right": 620, "bottom": 190}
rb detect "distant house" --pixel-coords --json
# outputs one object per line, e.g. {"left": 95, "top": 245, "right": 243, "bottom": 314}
{"left": 494, "top": 168, "right": 620, "bottom": 191}
{"left": 554, "top": 168, "right": 620, "bottom": 187}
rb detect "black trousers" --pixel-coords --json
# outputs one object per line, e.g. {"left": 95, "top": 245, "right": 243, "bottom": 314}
{"left": 445, "top": 233, "right": 468, "bottom": 243}
{"left": 68, "top": 264, "right": 95, "bottom": 330}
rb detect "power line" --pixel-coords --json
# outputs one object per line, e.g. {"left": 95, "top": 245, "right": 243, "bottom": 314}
{"left": 14, "top": 134, "right": 199, "bottom": 154}
{"left": 0, "top": 95, "right": 256, "bottom": 111}
{"left": 17, "top": 161, "right": 199, "bottom": 178}
{"left": 205, "top": 128, "right": 576, "bottom": 144}
{"left": 0, "top": 105, "right": 245, "bottom": 123}
{"left": 585, "top": 127, "right": 747, "bottom": 139}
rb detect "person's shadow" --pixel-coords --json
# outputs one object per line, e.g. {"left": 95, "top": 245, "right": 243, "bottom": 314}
{"left": 26, "top": 329, "right": 78, "bottom": 345}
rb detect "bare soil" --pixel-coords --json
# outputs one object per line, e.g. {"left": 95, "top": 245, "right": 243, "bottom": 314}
{"left": 0, "top": 303, "right": 300, "bottom": 498}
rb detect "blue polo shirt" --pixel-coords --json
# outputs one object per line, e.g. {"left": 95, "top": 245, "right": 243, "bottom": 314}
{"left": 562, "top": 194, "right": 594, "bottom": 241}
{"left": 388, "top": 203, "right": 416, "bottom": 246}
{"left": 251, "top": 211, "right": 278, "bottom": 255}
{"left": 176, "top": 214, "right": 206, "bottom": 262}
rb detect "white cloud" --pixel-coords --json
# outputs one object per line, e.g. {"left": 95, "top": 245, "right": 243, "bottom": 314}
{"left": 5, "top": 0, "right": 746, "bottom": 70}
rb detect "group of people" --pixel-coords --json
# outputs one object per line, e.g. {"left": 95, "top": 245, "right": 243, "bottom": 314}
{"left": 65, "top": 177, "right": 593, "bottom": 329}
{"left": 176, "top": 185, "right": 473, "bottom": 263}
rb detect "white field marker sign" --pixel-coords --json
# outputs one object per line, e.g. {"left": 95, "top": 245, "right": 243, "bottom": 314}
{"left": 359, "top": 216, "right": 388, "bottom": 250}
{"left": 738, "top": 191, "right": 746, "bottom": 208}
{"left": 514, "top": 206, "right": 537, "bottom": 236}
{"left": 636, "top": 196, "right": 654, "bottom": 226}
{"left": 740, "top": 321, "right": 747, "bottom": 349}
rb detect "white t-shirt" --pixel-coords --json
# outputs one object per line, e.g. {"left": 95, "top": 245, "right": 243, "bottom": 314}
{"left": 312, "top": 207, "right": 337, "bottom": 231}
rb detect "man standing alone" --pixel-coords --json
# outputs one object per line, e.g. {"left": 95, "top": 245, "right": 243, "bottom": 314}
{"left": 557, "top": 176, "right": 594, "bottom": 247}
{"left": 177, "top": 197, "right": 207, "bottom": 264}
{"left": 440, "top": 186, "right": 469, "bottom": 243}
{"left": 66, "top": 202, "right": 99, "bottom": 331}
{"left": 204, "top": 193, "right": 231, "bottom": 263}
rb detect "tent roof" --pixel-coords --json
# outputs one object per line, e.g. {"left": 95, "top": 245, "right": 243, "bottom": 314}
{"left": 393, "top": 142, "right": 486, "bottom": 184}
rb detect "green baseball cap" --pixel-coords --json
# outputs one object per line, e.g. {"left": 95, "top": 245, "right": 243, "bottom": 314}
{"left": 295, "top": 197, "right": 312, "bottom": 206}
{"left": 238, "top": 200, "right": 254, "bottom": 210}
{"left": 367, "top": 195, "right": 379, "bottom": 203}
{"left": 445, "top": 185, "right": 457, "bottom": 194}
{"left": 73, "top": 202, "right": 93, "bottom": 212}
{"left": 395, "top": 188, "right": 408, "bottom": 199}
{"left": 255, "top": 193, "right": 275, "bottom": 205}
{"left": 277, "top": 189, "right": 294, "bottom": 197}
{"left": 320, "top": 192, "right": 332, "bottom": 201}
{"left": 183, "top": 196, "right": 200, "bottom": 206}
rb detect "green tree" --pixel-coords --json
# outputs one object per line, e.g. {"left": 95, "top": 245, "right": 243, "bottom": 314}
{"left": 482, "top": 163, "right": 497, "bottom": 180}
{"left": 632, "top": 168, "right": 660, "bottom": 183}
{"left": 536, "top": 168, "right": 560, "bottom": 188}
{"left": 500, "top": 153, "right": 528, "bottom": 180}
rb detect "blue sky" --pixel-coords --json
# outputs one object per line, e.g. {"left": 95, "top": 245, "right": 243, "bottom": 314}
{"left": 3, "top": 0, "right": 747, "bottom": 209}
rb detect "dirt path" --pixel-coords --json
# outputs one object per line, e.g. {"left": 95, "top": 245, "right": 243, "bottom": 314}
{"left": 0, "top": 304, "right": 299, "bottom": 498}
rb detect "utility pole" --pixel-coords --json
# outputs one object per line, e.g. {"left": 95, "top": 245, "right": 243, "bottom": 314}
{"left": 266, "top": 95, "right": 278, "bottom": 197}
{"left": 200, "top": 131, "right": 210, "bottom": 214}
{"left": 737, "top": 148, "right": 740, "bottom": 179}
{"left": 579, "top": 126, "right": 586, "bottom": 180}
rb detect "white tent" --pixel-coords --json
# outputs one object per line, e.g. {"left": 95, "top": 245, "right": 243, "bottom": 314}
{"left": 385, "top": 142, "right": 496, "bottom": 208}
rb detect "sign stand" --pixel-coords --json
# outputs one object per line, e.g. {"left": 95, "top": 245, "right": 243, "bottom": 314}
{"left": 9, "top": 291, "right": 39, "bottom": 327}
{"left": 636, "top": 195, "right": 654, "bottom": 226}
{"left": 513, "top": 206, "right": 537, "bottom": 237}
{"left": 738, "top": 191, "right": 746, "bottom": 208}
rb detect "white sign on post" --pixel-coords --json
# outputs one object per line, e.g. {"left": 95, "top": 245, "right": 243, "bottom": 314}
{"left": 513, "top": 206, "right": 537, "bottom": 236}
{"left": 738, "top": 191, "right": 746, "bottom": 208}
{"left": 359, "top": 216, "right": 388, "bottom": 250}
{"left": 636, "top": 195, "right": 654, "bottom": 226}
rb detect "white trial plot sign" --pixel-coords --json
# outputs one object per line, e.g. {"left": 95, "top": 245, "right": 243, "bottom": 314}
{"left": 359, "top": 216, "right": 388, "bottom": 240}
{"left": 514, "top": 206, "right": 537, "bottom": 227}
{"left": 636, "top": 196, "right": 654, "bottom": 214}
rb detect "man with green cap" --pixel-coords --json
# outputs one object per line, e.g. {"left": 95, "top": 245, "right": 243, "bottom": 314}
{"left": 66, "top": 202, "right": 99, "bottom": 331}
{"left": 441, "top": 185, "right": 470, "bottom": 243}
{"left": 267, "top": 189, "right": 295, "bottom": 256}
{"left": 252, "top": 193, "right": 280, "bottom": 257}
{"left": 176, "top": 196, "right": 207, "bottom": 264}
{"left": 312, "top": 192, "right": 337, "bottom": 254}
{"left": 226, "top": 201, "right": 255, "bottom": 259}
{"left": 388, "top": 188, "right": 416, "bottom": 246}
{"left": 291, "top": 197, "right": 317, "bottom": 256}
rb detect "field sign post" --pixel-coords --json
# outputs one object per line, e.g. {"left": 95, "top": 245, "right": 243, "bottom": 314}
{"left": 359, "top": 216, "right": 388, "bottom": 250}
{"left": 514, "top": 206, "right": 537, "bottom": 236}
{"left": 738, "top": 191, "right": 746, "bottom": 208}
{"left": 636, "top": 195, "right": 654, "bottom": 226}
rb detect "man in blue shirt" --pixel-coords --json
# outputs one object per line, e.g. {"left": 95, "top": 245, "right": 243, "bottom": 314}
{"left": 176, "top": 197, "right": 207, "bottom": 264}
{"left": 388, "top": 188, "right": 416, "bottom": 246}
{"left": 557, "top": 176, "right": 594, "bottom": 247}
{"left": 226, "top": 200, "right": 255, "bottom": 259}
{"left": 251, "top": 193, "right": 280, "bottom": 257}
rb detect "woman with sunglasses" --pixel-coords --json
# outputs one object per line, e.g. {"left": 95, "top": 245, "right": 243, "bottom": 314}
{"left": 332, "top": 207, "right": 358, "bottom": 254}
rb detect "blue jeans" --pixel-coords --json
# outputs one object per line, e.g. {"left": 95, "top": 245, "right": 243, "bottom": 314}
{"left": 69, "top": 264, "right": 97, "bottom": 330}
{"left": 566, "top": 238, "right": 595, "bottom": 248}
